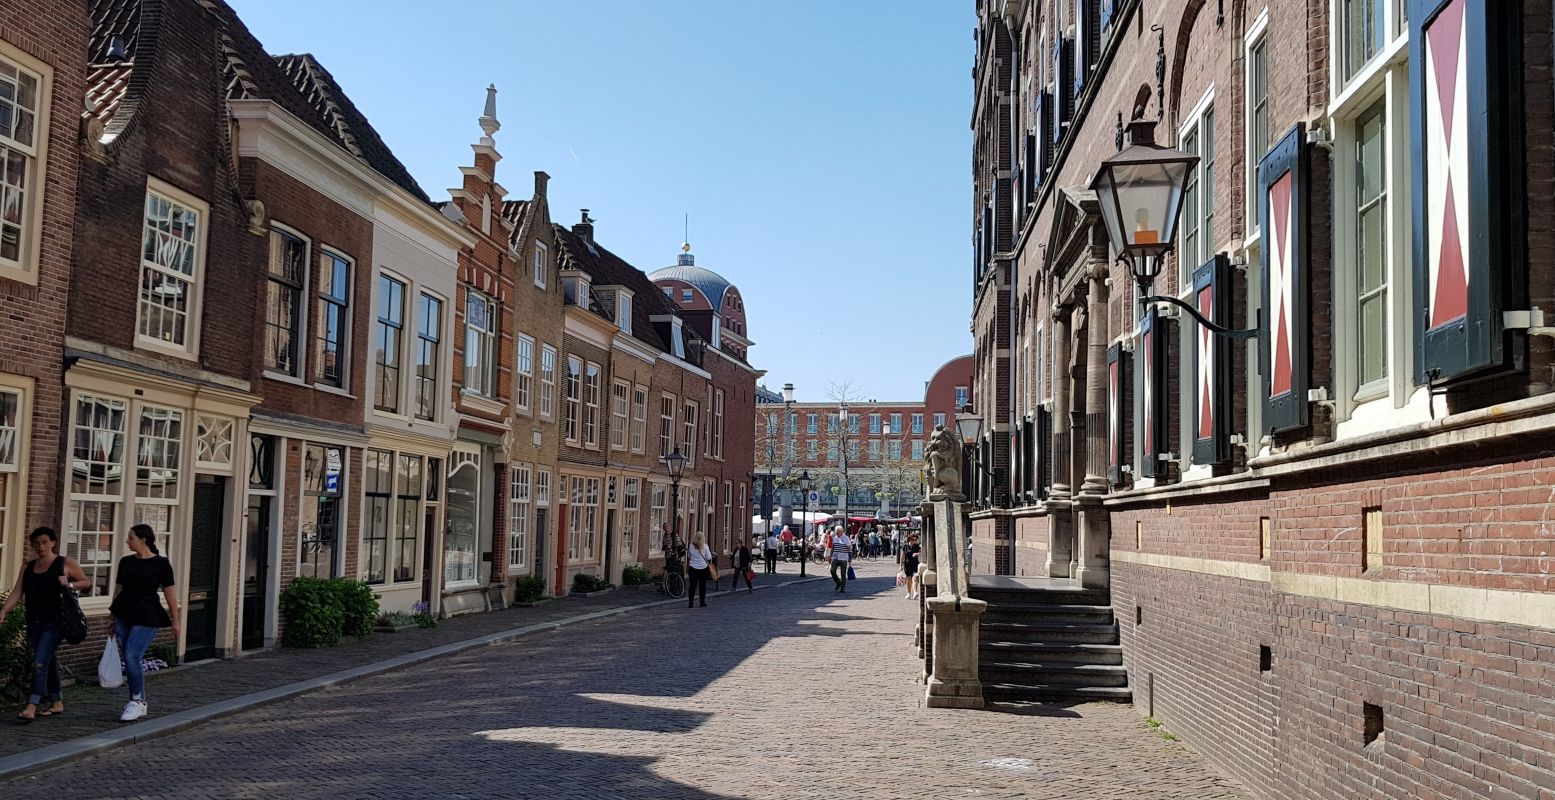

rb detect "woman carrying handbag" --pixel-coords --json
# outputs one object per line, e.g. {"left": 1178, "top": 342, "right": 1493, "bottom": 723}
{"left": 0, "top": 527, "right": 90, "bottom": 723}
{"left": 684, "top": 532, "right": 714, "bottom": 608}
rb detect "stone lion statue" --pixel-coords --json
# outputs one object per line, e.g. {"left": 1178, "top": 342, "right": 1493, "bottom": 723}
{"left": 923, "top": 424, "right": 962, "bottom": 496}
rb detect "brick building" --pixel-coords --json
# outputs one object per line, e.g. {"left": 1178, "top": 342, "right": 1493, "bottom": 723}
{"left": 969, "top": 0, "right": 1555, "bottom": 796}
{"left": 0, "top": 1, "right": 88, "bottom": 592}
{"left": 755, "top": 355, "right": 972, "bottom": 526}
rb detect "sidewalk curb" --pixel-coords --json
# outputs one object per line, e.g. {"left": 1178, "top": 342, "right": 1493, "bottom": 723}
{"left": 0, "top": 573, "right": 830, "bottom": 783}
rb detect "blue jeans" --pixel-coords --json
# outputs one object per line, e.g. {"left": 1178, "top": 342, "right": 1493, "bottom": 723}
{"left": 26, "top": 621, "right": 63, "bottom": 706}
{"left": 113, "top": 620, "right": 158, "bottom": 701}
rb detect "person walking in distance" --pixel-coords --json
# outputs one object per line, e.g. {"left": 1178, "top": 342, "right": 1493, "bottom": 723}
{"left": 109, "top": 523, "right": 180, "bottom": 722}
{"left": 826, "top": 526, "right": 854, "bottom": 592}
{"left": 732, "top": 538, "right": 755, "bottom": 594}
{"left": 901, "top": 533, "right": 922, "bottom": 599}
{"left": 764, "top": 529, "right": 781, "bottom": 574}
{"left": 685, "top": 532, "right": 713, "bottom": 608}
{"left": 1, "top": 527, "right": 90, "bottom": 723}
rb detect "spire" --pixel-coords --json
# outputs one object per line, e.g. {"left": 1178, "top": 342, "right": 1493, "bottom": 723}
{"left": 678, "top": 214, "right": 694, "bottom": 265}
{"left": 478, "top": 84, "right": 500, "bottom": 147}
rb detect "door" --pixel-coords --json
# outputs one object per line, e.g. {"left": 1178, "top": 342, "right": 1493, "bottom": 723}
{"left": 604, "top": 509, "right": 616, "bottom": 585}
{"left": 554, "top": 504, "right": 568, "bottom": 595}
{"left": 533, "top": 508, "right": 548, "bottom": 594}
{"left": 421, "top": 507, "right": 438, "bottom": 606}
{"left": 240, "top": 493, "right": 270, "bottom": 651}
{"left": 186, "top": 476, "right": 226, "bottom": 661}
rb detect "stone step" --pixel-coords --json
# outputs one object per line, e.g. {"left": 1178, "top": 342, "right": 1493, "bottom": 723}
{"left": 982, "top": 682, "right": 1134, "bottom": 703}
{"left": 980, "top": 621, "right": 1119, "bottom": 645}
{"left": 978, "top": 641, "right": 1124, "bottom": 664}
{"left": 970, "top": 588, "right": 1111, "bottom": 607}
{"left": 980, "top": 661, "right": 1130, "bottom": 687}
{"left": 981, "top": 603, "right": 1115, "bottom": 624}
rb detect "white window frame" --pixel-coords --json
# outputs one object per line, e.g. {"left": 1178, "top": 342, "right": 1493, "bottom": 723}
{"left": 564, "top": 355, "right": 582, "bottom": 444}
{"left": 622, "top": 477, "right": 640, "bottom": 558}
{"left": 610, "top": 379, "right": 629, "bottom": 451}
{"left": 1329, "top": 15, "right": 1423, "bottom": 437}
{"left": 539, "top": 344, "right": 557, "bottom": 419}
{"left": 1244, "top": 9, "right": 1271, "bottom": 244}
{"left": 514, "top": 334, "right": 534, "bottom": 413}
{"left": 659, "top": 393, "right": 677, "bottom": 456}
{"left": 533, "top": 241, "right": 548, "bottom": 289}
{"left": 136, "top": 179, "right": 209, "bottom": 360}
{"left": 313, "top": 248, "right": 352, "bottom": 390}
{"left": 374, "top": 273, "right": 408, "bottom": 415}
{"left": 711, "top": 389, "right": 725, "bottom": 459}
{"left": 616, "top": 288, "right": 634, "bottom": 334}
{"left": 649, "top": 480, "right": 667, "bottom": 557}
{"left": 463, "top": 288, "right": 498, "bottom": 398}
{"left": 681, "top": 400, "right": 698, "bottom": 467}
{"left": 0, "top": 44, "right": 51, "bottom": 285}
{"left": 583, "top": 362, "right": 602, "bottom": 449}
{"left": 1176, "top": 88, "right": 1216, "bottom": 289}
{"left": 630, "top": 385, "right": 647, "bottom": 453}
{"left": 411, "top": 289, "right": 444, "bottom": 422}
{"left": 509, "top": 462, "right": 532, "bottom": 572}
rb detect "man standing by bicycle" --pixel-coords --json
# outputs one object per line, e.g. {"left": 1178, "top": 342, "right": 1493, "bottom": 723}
{"left": 825, "top": 525, "right": 854, "bottom": 593}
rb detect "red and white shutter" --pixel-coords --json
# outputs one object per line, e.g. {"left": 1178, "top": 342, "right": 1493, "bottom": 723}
{"left": 1192, "top": 255, "right": 1232, "bottom": 465}
{"left": 1139, "top": 305, "right": 1170, "bottom": 479}
{"left": 1107, "top": 343, "right": 1128, "bottom": 485}
{"left": 1410, "top": 0, "right": 1525, "bottom": 383}
{"left": 1259, "top": 125, "right": 1308, "bottom": 434}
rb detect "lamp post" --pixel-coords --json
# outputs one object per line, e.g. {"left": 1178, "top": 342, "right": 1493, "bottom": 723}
{"left": 956, "top": 404, "right": 996, "bottom": 504}
{"left": 879, "top": 421, "right": 893, "bottom": 520}
{"left": 663, "top": 450, "right": 687, "bottom": 557}
{"left": 838, "top": 404, "right": 850, "bottom": 531}
{"left": 780, "top": 383, "right": 796, "bottom": 533}
{"left": 798, "top": 470, "right": 811, "bottom": 576}
{"left": 1091, "top": 119, "right": 1257, "bottom": 339}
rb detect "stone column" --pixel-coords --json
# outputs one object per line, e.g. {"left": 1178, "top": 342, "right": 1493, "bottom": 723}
{"left": 1066, "top": 304, "right": 1087, "bottom": 579}
{"left": 1075, "top": 258, "right": 1112, "bottom": 590}
{"left": 1044, "top": 303, "right": 1075, "bottom": 577}
{"left": 924, "top": 492, "right": 986, "bottom": 709}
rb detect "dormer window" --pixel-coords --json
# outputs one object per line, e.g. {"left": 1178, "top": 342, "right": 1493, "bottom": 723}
{"left": 671, "top": 321, "right": 686, "bottom": 359}
{"left": 616, "top": 289, "right": 633, "bottom": 334}
{"left": 711, "top": 316, "right": 721, "bottom": 348}
{"left": 560, "top": 269, "right": 591, "bottom": 307}
{"left": 681, "top": 289, "right": 693, "bottom": 304}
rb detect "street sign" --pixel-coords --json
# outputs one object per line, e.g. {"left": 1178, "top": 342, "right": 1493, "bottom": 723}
{"left": 807, "top": 490, "right": 819, "bottom": 505}
{"left": 325, "top": 449, "right": 342, "bottom": 492}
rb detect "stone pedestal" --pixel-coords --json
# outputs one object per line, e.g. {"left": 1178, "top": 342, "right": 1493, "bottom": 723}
{"left": 924, "top": 594, "right": 988, "bottom": 709}
{"left": 1043, "top": 499, "right": 1074, "bottom": 577}
{"left": 1074, "top": 495, "right": 1110, "bottom": 590}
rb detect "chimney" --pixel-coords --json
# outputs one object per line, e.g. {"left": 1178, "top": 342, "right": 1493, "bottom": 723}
{"left": 573, "top": 209, "right": 594, "bottom": 243}
{"left": 534, "top": 171, "right": 549, "bottom": 198}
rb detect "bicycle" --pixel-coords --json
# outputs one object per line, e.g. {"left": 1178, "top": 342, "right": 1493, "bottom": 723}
{"left": 661, "top": 534, "right": 687, "bottom": 599}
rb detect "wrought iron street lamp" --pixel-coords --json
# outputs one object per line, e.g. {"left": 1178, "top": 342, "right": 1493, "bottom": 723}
{"left": 956, "top": 404, "right": 997, "bottom": 505}
{"left": 798, "top": 470, "right": 811, "bottom": 576}
{"left": 662, "top": 449, "right": 687, "bottom": 555}
{"left": 1092, "top": 119, "right": 1256, "bottom": 339}
{"left": 838, "top": 405, "right": 850, "bottom": 529}
{"left": 780, "top": 383, "right": 796, "bottom": 533}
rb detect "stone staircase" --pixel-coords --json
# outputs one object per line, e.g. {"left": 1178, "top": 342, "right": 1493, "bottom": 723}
{"left": 970, "top": 576, "right": 1131, "bottom": 703}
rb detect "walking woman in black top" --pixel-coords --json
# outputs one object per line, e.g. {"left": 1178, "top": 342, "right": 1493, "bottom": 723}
{"left": 109, "top": 523, "right": 180, "bottom": 723}
{"left": 0, "top": 527, "right": 90, "bottom": 723}
{"left": 732, "top": 539, "right": 755, "bottom": 594}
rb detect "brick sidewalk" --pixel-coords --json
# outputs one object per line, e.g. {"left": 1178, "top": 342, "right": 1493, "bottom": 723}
{"left": 1, "top": 571, "right": 792, "bottom": 759}
{"left": 2, "top": 559, "right": 1248, "bottom": 799}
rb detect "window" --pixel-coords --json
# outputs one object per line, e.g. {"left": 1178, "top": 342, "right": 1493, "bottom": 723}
{"left": 827, "top": 414, "right": 839, "bottom": 434}
{"left": 300, "top": 444, "right": 343, "bottom": 579}
{"left": 889, "top": 440, "right": 902, "bottom": 460}
{"left": 806, "top": 414, "right": 818, "bottom": 435}
{"left": 649, "top": 482, "right": 668, "bottom": 556}
{"left": 139, "top": 186, "right": 206, "bottom": 355}
{"left": 364, "top": 449, "right": 392, "bottom": 584}
{"left": 954, "top": 386, "right": 969, "bottom": 408}
{"left": 533, "top": 241, "right": 548, "bottom": 289}
{"left": 539, "top": 345, "right": 557, "bottom": 418}
{"left": 0, "top": 52, "right": 44, "bottom": 279}
{"left": 682, "top": 401, "right": 698, "bottom": 467}
{"left": 67, "top": 395, "right": 127, "bottom": 597}
{"left": 911, "top": 413, "right": 924, "bottom": 434}
{"left": 737, "top": 482, "right": 747, "bottom": 538}
{"left": 132, "top": 406, "right": 183, "bottom": 568}
{"left": 515, "top": 335, "right": 534, "bottom": 412}
{"left": 828, "top": 441, "right": 839, "bottom": 461}
{"left": 1179, "top": 100, "right": 1216, "bottom": 280}
{"left": 722, "top": 481, "right": 732, "bottom": 547}
{"left": 314, "top": 251, "right": 350, "bottom": 387}
{"left": 630, "top": 386, "right": 647, "bottom": 452}
{"left": 1355, "top": 99, "right": 1388, "bottom": 388}
{"left": 374, "top": 276, "right": 406, "bottom": 413}
{"left": 564, "top": 356, "right": 582, "bottom": 444}
{"left": 848, "top": 415, "right": 860, "bottom": 435}
{"left": 806, "top": 439, "right": 818, "bottom": 460}
{"left": 0, "top": 388, "right": 18, "bottom": 471}
{"left": 264, "top": 229, "right": 306, "bottom": 375}
{"left": 1341, "top": 0, "right": 1387, "bottom": 84}
{"left": 509, "top": 463, "right": 531, "bottom": 570}
{"left": 869, "top": 440, "right": 881, "bottom": 460}
{"left": 616, "top": 291, "right": 633, "bottom": 333}
{"left": 1247, "top": 31, "right": 1270, "bottom": 227}
{"left": 933, "top": 412, "right": 946, "bottom": 429}
{"left": 622, "top": 477, "right": 640, "bottom": 557}
{"left": 788, "top": 412, "right": 798, "bottom": 436}
{"left": 413, "top": 292, "right": 440, "bottom": 420}
{"left": 464, "top": 289, "right": 498, "bottom": 397}
{"left": 610, "top": 380, "right": 629, "bottom": 450}
{"left": 869, "top": 414, "right": 881, "bottom": 434}
{"left": 660, "top": 394, "right": 677, "bottom": 456}
{"left": 566, "top": 476, "right": 582, "bottom": 561}
{"left": 445, "top": 453, "right": 479, "bottom": 585}
{"left": 681, "top": 289, "right": 693, "bottom": 303}
{"left": 711, "top": 389, "right": 725, "bottom": 458}
{"left": 848, "top": 440, "right": 860, "bottom": 460}
{"left": 536, "top": 468, "right": 551, "bottom": 506}
{"left": 890, "top": 413, "right": 902, "bottom": 433}
{"left": 393, "top": 454, "right": 422, "bottom": 582}
{"left": 583, "top": 363, "right": 601, "bottom": 448}
{"left": 912, "top": 440, "right": 924, "bottom": 460}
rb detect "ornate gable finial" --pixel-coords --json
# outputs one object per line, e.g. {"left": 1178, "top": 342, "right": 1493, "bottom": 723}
{"left": 478, "top": 84, "right": 500, "bottom": 147}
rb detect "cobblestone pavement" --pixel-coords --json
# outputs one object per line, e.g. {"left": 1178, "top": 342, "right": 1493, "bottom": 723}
{"left": 3, "top": 560, "right": 1248, "bottom": 799}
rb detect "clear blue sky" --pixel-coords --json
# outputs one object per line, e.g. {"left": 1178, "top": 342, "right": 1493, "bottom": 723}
{"left": 230, "top": 0, "right": 974, "bottom": 403}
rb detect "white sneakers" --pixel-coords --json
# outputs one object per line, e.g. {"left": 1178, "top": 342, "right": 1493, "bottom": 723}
{"left": 119, "top": 699, "right": 147, "bottom": 722}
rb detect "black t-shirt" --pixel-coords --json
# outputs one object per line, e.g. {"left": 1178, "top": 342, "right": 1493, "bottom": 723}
{"left": 109, "top": 555, "right": 175, "bottom": 628}
{"left": 22, "top": 557, "right": 66, "bottom": 626}
{"left": 903, "top": 543, "right": 921, "bottom": 569}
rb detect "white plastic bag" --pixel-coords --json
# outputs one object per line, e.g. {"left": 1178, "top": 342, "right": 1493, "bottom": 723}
{"left": 98, "top": 636, "right": 124, "bottom": 689}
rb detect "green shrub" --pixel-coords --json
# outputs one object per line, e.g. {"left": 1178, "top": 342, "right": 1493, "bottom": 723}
{"left": 279, "top": 578, "right": 343, "bottom": 648}
{"left": 620, "top": 564, "right": 650, "bottom": 586}
{"left": 513, "top": 576, "right": 547, "bottom": 603}
{"left": 571, "top": 573, "right": 610, "bottom": 593}
{"left": 0, "top": 592, "right": 29, "bottom": 702}
{"left": 330, "top": 578, "right": 380, "bottom": 638}
{"left": 378, "top": 611, "right": 416, "bottom": 627}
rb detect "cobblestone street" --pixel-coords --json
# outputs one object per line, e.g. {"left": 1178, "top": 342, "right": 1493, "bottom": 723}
{"left": 3, "top": 562, "right": 1247, "bottom": 799}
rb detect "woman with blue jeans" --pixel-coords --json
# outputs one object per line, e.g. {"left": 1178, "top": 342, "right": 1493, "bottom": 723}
{"left": 1, "top": 527, "right": 90, "bottom": 723}
{"left": 109, "top": 524, "right": 180, "bottom": 723}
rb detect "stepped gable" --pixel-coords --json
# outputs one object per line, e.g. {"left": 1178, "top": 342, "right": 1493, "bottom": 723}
{"left": 551, "top": 223, "right": 689, "bottom": 355}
